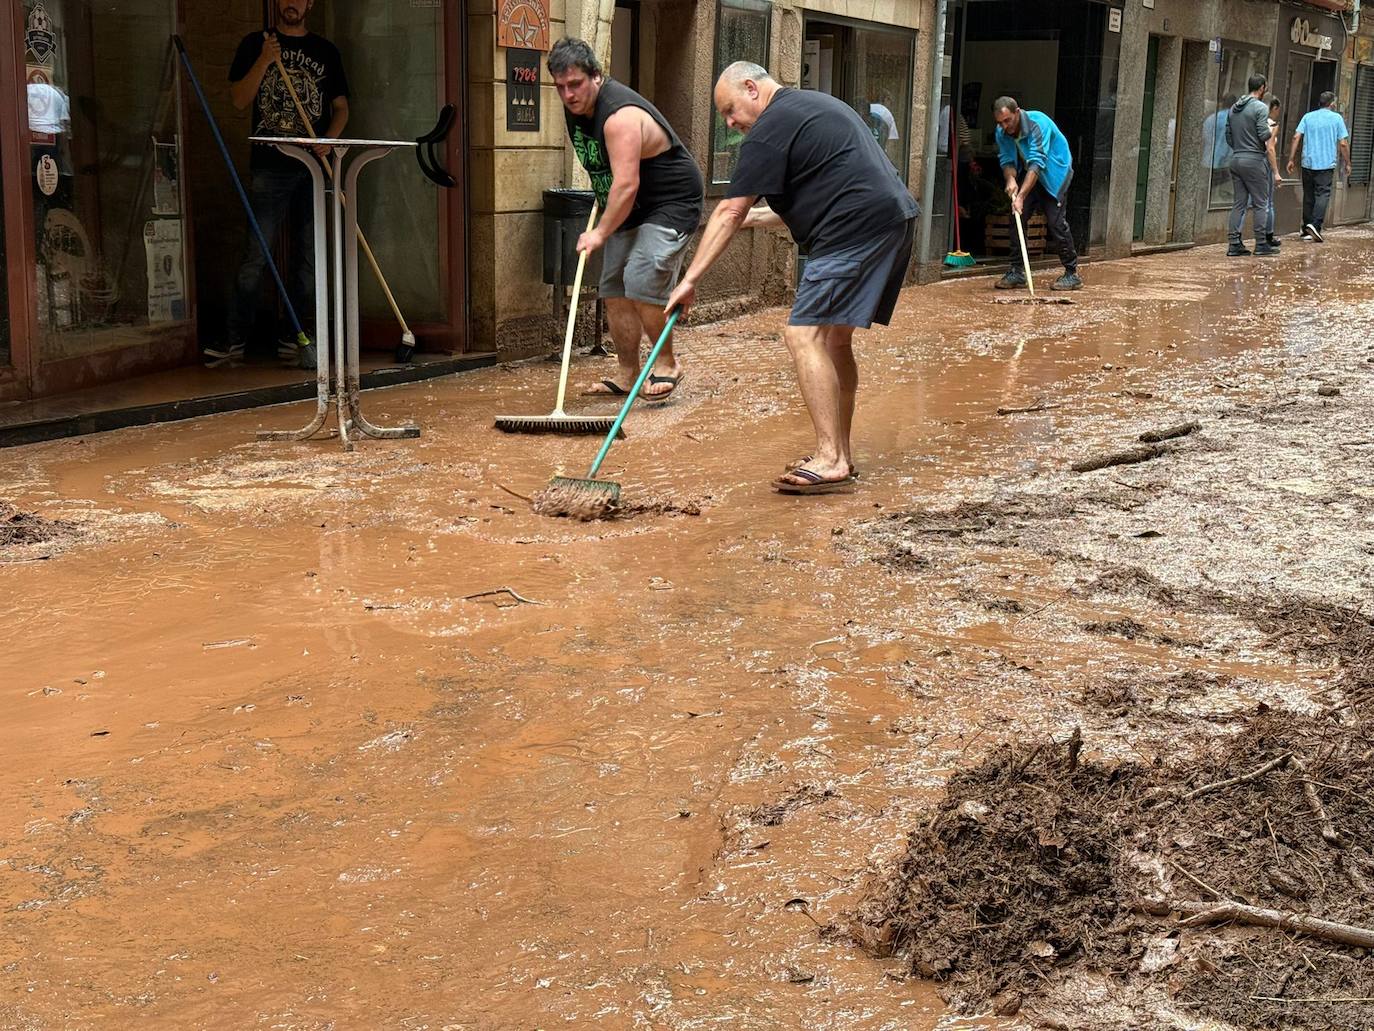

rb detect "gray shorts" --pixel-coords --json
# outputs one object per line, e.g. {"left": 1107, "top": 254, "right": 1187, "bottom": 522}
{"left": 601, "top": 222, "right": 692, "bottom": 306}
{"left": 790, "top": 217, "right": 915, "bottom": 328}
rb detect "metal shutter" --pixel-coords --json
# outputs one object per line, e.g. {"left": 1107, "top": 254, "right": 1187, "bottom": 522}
{"left": 1352, "top": 64, "right": 1374, "bottom": 185}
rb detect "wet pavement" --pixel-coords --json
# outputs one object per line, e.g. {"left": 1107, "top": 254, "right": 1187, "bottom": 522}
{"left": 2, "top": 231, "right": 1372, "bottom": 1029}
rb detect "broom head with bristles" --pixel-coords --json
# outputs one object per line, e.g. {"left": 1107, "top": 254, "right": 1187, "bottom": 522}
{"left": 531, "top": 475, "right": 621, "bottom": 520}
{"left": 494, "top": 414, "right": 623, "bottom": 435}
{"left": 944, "top": 249, "right": 976, "bottom": 268}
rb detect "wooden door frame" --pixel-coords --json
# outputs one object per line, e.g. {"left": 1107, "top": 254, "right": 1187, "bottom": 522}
{"left": 1, "top": 0, "right": 36, "bottom": 400}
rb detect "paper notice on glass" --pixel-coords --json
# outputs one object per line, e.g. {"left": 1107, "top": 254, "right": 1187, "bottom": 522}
{"left": 144, "top": 218, "right": 186, "bottom": 323}
{"left": 152, "top": 138, "right": 180, "bottom": 215}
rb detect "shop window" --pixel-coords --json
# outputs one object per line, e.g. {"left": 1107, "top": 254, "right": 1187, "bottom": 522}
{"left": 710, "top": 0, "right": 772, "bottom": 186}
{"left": 1350, "top": 64, "right": 1374, "bottom": 186}
{"left": 23, "top": 0, "right": 187, "bottom": 361}
{"left": 1205, "top": 41, "right": 1270, "bottom": 210}
{"left": 803, "top": 18, "right": 915, "bottom": 183}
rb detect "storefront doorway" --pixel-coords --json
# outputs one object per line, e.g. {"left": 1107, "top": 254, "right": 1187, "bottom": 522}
{"left": 1, "top": 0, "right": 468, "bottom": 405}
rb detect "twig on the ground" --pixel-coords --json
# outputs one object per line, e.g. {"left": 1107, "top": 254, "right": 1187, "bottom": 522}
{"left": 996, "top": 400, "right": 1062, "bottom": 416}
{"left": 495, "top": 482, "right": 532, "bottom": 503}
{"left": 1139, "top": 421, "right": 1201, "bottom": 443}
{"left": 1071, "top": 443, "right": 1170, "bottom": 473}
{"left": 1180, "top": 753, "right": 1291, "bottom": 801}
{"left": 1136, "top": 898, "right": 1374, "bottom": 949}
{"left": 462, "top": 587, "right": 543, "bottom": 606}
{"left": 1290, "top": 757, "right": 1346, "bottom": 848}
{"left": 1167, "top": 857, "right": 1223, "bottom": 899}
{"left": 1250, "top": 996, "right": 1374, "bottom": 1004}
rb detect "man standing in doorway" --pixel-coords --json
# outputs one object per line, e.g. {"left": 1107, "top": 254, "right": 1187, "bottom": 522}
{"left": 991, "top": 98, "right": 1081, "bottom": 291}
{"left": 549, "top": 37, "right": 703, "bottom": 402}
{"left": 1287, "top": 91, "right": 1351, "bottom": 243}
{"left": 205, "top": 0, "right": 350, "bottom": 368}
{"left": 1224, "top": 74, "right": 1274, "bottom": 257}
{"left": 664, "top": 62, "right": 919, "bottom": 495}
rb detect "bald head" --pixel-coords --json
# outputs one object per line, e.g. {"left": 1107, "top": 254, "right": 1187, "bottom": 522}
{"left": 714, "top": 61, "right": 778, "bottom": 133}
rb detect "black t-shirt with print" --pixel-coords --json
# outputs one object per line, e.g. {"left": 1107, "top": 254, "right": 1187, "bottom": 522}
{"left": 229, "top": 31, "right": 350, "bottom": 172}
{"left": 564, "top": 78, "right": 703, "bottom": 234}
{"left": 726, "top": 88, "right": 918, "bottom": 257}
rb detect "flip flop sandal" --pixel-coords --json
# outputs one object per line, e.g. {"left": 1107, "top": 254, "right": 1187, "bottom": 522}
{"left": 772, "top": 468, "right": 857, "bottom": 495}
{"left": 785, "top": 455, "right": 860, "bottom": 479}
{"left": 581, "top": 379, "right": 633, "bottom": 397}
{"left": 639, "top": 370, "right": 684, "bottom": 403}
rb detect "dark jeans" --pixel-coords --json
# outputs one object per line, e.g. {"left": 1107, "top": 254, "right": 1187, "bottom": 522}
{"left": 1227, "top": 154, "right": 1269, "bottom": 243}
{"left": 1008, "top": 180, "right": 1077, "bottom": 274}
{"left": 228, "top": 167, "right": 314, "bottom": 347}
{"left": 1301, "top": 167, "right": 1334, "bottom": 231}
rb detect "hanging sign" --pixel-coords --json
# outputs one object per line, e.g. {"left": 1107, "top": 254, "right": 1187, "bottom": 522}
{"left": 1291, "top": 18, "right": 1333, "bottom": 53}
{"left": 497, "top": 0, "right": 550, "bottom": 51}
{"left": 506, "top": 49, "right": 540, "bottom": 132}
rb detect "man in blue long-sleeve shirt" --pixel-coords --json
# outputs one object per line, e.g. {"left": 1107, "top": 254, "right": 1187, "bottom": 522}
{"left": 992, "top": 97, "right": 1081, "bottom": 291}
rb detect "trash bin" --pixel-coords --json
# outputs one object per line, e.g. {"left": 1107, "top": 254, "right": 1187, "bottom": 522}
{"left": 542, "top": 188, "right": 600, "bottom": 286}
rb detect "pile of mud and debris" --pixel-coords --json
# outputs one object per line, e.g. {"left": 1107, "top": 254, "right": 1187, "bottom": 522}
{"left": 0, "top": 501, "right": 79, "bottom": 560}
{"left": 846, "top": 714, "right": 1374, "bottom": 1030}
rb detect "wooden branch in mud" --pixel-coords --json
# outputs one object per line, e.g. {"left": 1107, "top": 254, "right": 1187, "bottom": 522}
{"left": 1180, "top": 753, "right": 1291, "bottom": 801}
{"left": 1136, "top": 898, "right": 1374, "bottom": 949}
{"left": 462, "top": 587, "right": 543, "bottom": 606}
{"left": 996, "top": 400, "right": 1062, "bottom": 416}
{"left": 1139, "top": 421, "right": 1200, "bottom": 444}
{"left": 1071, "top": 443, "right": 1170, "bottom": 473}
{"left": 1290, "top": 757, "right": 1346, "bottom": 848}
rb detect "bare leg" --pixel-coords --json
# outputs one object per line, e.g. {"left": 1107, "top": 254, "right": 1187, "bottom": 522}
{"left": 825, "top": 325, "right": 857, "bottom": 460}
{"left": 635, "top": 301, "right": 682, "bottom": 398}
{"left": 777, "top": 323, "right": 851, "bottom": 484}
{"left": 585, "top": 297, "right": 644, "bottom": 394}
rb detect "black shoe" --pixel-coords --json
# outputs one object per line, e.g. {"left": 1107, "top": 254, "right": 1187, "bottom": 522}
{"left": 1226, "top": 242, "right": 1251, "bottom": 257}
{"left": 1304, "top": 223, "right": 1323, "bottom": 243}
{"left": 1265, "top": 235, "right": 1282, "bottom": 248}
{"left": 1254, "top": 242, "right": 1279, "bottom": 256}
{"left": 1052, "top": 271, "right": 1083, "bottom": 290}
{"left": 995, "top": 269, "right": 1027, "bottom": 290}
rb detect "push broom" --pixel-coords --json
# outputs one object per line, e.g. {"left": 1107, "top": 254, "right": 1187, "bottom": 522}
{"left": 172, "top": 36, "right": 314, "bottom": 369}
{"left": 494, "top": 204, "right": 619, "bottom": 435}
{"left": 532, "top": 308, "right": 681, "bottom": 519}
{"left": 270, "top": 54, "right": 419, "bottom": 365}
{"left": 943, "top": 119, "right": 975, "bottom": 268}
{"left": 1013, "top": 207, "right": 1036, "bottom": 298}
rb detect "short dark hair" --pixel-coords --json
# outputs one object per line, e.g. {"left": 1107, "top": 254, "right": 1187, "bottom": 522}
{"left": 992, "top": 96, "right": 1019, "bottom": 115}
{"left": 1269, "top": 98, "right": 1281, "bottom": 111}
{"left": 1320, "top": 90, "right": 1337, "bottom": 107}
{"left": 548, "top": 37, "right": 602, "bottom": 78}
{"left": 1248, "top": 73, "right": 1267, "bottom": 93}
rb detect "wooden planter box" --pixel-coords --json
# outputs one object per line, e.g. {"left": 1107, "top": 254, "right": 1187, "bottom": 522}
{"left": 986, "top": 212, "right": 1047, "bottom": 256}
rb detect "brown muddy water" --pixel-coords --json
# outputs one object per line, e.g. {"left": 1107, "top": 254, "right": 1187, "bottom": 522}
{"left": 2, "top": 232, "right": 1373, "bottom": 1030}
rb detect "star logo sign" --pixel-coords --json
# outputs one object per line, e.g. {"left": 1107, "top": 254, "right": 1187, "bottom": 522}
{"left": 510, "top": 7, "right": 539, "bottom": 47}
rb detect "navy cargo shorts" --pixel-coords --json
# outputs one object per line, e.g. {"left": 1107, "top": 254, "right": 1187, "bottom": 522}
{"left": 790, "top": 216, "right": 915, "bottom": 328}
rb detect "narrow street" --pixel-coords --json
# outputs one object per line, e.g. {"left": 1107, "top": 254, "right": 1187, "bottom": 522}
{"left": 2, "top": 234, "right": 1371, "bottom": 1030}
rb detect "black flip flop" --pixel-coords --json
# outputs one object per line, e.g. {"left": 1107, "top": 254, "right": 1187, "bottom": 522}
{"left": 639, "top": 371, "right": 684, "bottom": 403}
{"left": 772, "top": 468, "right": 856, "bottom": 495}
{"left": 785, "top": 455, "right": 860, "bottom": 479}
{"left": 581, "top": 379, "right": 632, "bottom": 397}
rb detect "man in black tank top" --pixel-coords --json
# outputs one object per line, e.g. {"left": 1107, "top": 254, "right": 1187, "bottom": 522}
{"left": 550, "top": 38, "right": 704, "bottom": 402}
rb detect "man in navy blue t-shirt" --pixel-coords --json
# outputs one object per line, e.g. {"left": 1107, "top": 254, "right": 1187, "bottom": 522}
{"left": 665, "top": 62, "right": 918, "bottom": 496}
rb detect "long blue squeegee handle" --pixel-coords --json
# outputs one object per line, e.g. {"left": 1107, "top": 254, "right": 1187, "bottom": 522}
{"left": 586, "top": 308, "right": 681, "bottom": 478}
{"left": 172, "top": 34, "right": 308, "bottom": 342}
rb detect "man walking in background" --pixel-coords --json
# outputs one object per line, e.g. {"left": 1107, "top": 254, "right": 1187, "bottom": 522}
{"left": 1224, "top": 75, "right": 1274, "bottom": 257}
{"left": 205, "top": 0, "right": 350, "bottom": 368}
{"left": 991, "top": 97, "right": 1081, "bottom": 291}
{"left": 549, "top": 37, "right": 703, "bottom": 402}
{"left": 1287, "top": 92, "right": 1351, "bottom": 243}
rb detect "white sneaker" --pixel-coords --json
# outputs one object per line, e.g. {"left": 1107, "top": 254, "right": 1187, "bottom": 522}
{"left": 1304, "top": 223, "right": 1323, "bottom": 243}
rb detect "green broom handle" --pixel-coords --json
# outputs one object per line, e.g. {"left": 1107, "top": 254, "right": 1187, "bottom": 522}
{"left": 586, "top": 308, "right": 680, "bottom": 478}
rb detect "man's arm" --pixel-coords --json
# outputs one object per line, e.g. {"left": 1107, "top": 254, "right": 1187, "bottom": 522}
{"left": 663, "top": 195, "right": 754, "bottom": 314}
{"left": 1266, "top": 128, "right": 1281, "bottom": 181}
{"left": 1287, "top": 131, "right": 1303, "bottom": 176}
{"left": 742, "top": 202, "right": 783, "bottom": 229}
{"left": 229, "top": 32, "right": 280, "bottom": 110}
{"left": 579, "top": 110, "right": 644, "bottom": 253}
{"left": 1339, "top": 137, "right": 1352, "bottom": 176}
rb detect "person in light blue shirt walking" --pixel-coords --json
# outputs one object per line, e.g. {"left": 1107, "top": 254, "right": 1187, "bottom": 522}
{"left": 1286, "top": 91, "right": 1351, "bottom": 242}
{"left": 992, "top": 97, "right": 1081, "bottom": 291}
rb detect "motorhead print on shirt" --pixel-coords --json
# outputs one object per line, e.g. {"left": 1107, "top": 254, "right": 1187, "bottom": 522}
{"left": 229, "top": 31, "right": 349, "bottom": 171}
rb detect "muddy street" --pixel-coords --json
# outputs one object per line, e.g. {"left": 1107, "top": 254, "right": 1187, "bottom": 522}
{"left": 2, "top": 235, "right": 1372, "bottom": 1030}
